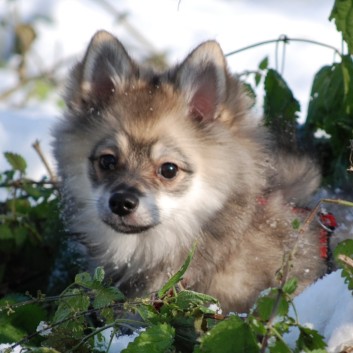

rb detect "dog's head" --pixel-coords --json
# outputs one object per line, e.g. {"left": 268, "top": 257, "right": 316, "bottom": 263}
{"left": 54, "top": 31, "right": 266, "bottom": 244}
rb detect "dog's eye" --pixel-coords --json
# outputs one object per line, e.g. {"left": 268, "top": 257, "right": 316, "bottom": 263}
{"left": 159, "top": 162, "right": 178, "bottom": 179}
{"left": 99, "top": 154, "right": 117, "bottom": 170}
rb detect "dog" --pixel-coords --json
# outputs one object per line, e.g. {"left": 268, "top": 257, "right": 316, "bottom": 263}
{"left": 52, "top": 30, "right": 327, "bottom": 312}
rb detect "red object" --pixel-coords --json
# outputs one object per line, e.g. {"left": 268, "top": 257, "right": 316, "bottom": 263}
{"left": 318, "top": 212, "right": 337, "bottom": 259}
{"left": 256, "top": 197, "right": 337, "bottom": 260}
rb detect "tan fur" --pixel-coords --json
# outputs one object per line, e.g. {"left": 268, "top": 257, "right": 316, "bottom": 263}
{"left": 52, "top": 31, "right": 326, "bottom": 313}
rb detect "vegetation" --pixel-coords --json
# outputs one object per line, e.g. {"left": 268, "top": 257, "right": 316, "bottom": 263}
{"left": 0, "top": 0, "right": 353, "bottom": 352}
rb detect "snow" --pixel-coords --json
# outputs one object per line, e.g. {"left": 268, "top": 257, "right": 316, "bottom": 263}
{"left": 95, "top": 328, "right": 145, "bottom": 353}
{"left": 0, "top": 0, "right": 352, "bottom": 351}
{"left": 285, "top": 270, "right": 353, "bottom": 352}
{"left": 0, "top": 344, "right": 22, "bottom": 353}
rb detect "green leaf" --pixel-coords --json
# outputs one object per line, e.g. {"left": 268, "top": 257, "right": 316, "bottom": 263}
{"left": 264, "top": 69, "right": 300, "bottom": 149}
{"left": 334, "top": 239, "right": 353, "bottom": 263}
{"left": 0, "top": 224, "right": 13, "bottom": 240}
{"left": 269, "top": 338, "right": 292, "bottom": 353}
{"left": 0, "top": 323, "right": 26, "bottom": 344}
{"left": 256, "top": 289, "right": 289, "bottom": 321}
{"left": 22, "top": 182, "right": 43, "bottom": 200}
{"left": 171, "top": 316, "right": 198, "bottom": 351}
{"left": 3, "top": 170, "right": 15, "bottom": 183}
{"left": 304, "top": 57, "right": 353, "bottom": 187}
{"left": 4, "top": 152, "right": 27, "bottom": 174}
{"left": 334, "top": 239, "right": 353, "bottom": 290}
{"left": 291, "top": 219, "right": 301, "bottom": 231}
{"left": 123, "top": 323, "right": 175, "bottom": 353}
{"left": 330, "top": 0, "right": 353, "bottom": 54}
{"left": 255, "top": 72, "right": 262, "bottom": 86}
{"left": 6, "top": 198, "right": 31, "bottom": 214}
{"left": 53, "top": 289, "right": 90, "bottom": 325}
{"left": 283, "top": 278, "right": 298, "bottom": 295}
{"left": 296, "top": 326, "right": 326, "bottom": 351}
{"left": 196, "top": 315, "right": 258, "bottom": 353}
{"left": 93, "top": 266, "right": 105, "bottom": 283}
{"left": 341, "top": 55, "right": 353, "bottom": 114}
{"left": 259, "top": 56, "right": 269, "bottom": 71}
{"left": 0, "top": 295, "right": 47, "bottom": 344}
{"left": 312, "top": 57, "right": 353, "bottom": 133}
{"left": 158, "top": 243, "right": 196, "bottom": 298}
{"left": 135, "top": 304, "right": 159, "bottom": 323}
{"left": 173, "top": 290, "right": 218, "bottom": 311}
{"left": 93, "top": 286, "right": 125, "bottom": 309}
{"left": 74, "top": 271, "right": 93, "bottom": 288}
{"left": 13, "top": 226, "right": 28, "bottom": 247}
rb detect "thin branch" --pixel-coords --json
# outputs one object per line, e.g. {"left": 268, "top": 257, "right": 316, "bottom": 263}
{"left": 225, "top": 36, "right": 342, "bottom": 58}
{"left": 0, "top": 179, "right": 56, "bottom": 189}
{"left": 32, "top": 140, "right": 57, "bottom": 183}
{"left": 90, "top": 0, "right": 158, "bottom": 54}
{"left": 338, "top": 254, "right": 353, "bottom": 269}
{"left": 0, "top": 55, "right": 74, "bottom": 101}
{"left": 300, "top": 199, "right": 353, "bottom": 237}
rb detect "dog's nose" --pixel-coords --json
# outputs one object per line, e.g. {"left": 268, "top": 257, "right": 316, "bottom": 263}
{"left": 109, "top": 192, "right": 139, "bottom": 216}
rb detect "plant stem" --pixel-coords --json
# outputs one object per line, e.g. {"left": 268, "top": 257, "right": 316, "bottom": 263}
{"left": 32, "top": 140, "right": 57, "bottom": 183}
{"left": 225, "top": 36, "right": 342, "bottom": 58}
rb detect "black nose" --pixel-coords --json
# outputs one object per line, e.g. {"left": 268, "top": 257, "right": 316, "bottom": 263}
{"left": 109, "top": 192, "right": 139, "bottom": 216}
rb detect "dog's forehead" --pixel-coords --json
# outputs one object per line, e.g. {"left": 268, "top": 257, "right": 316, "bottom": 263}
{"left": 106, "top": 81, "right": 186, "bottom": 135}
{"left": 112, "top": 126, "right": 180, "bottom": 159}
{"left": 113, "top": 79, "right": 178, "bottom": 119}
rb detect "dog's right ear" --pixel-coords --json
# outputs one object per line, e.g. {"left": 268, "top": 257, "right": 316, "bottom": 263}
{"left": 66, "top": 30, "right": 135, "bottom": 112}
{"left": 176, "top": 41, "right": 227, "bottom": 123}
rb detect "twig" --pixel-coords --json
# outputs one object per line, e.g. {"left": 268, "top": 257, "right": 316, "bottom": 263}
{"left": 90, "top": 0, "right": 158, "bottom": 54}
{"left": 0, "top": 55, "right": 74, "bottom": 101}
{"left": 338, "top": 254, "right": 353, "bottom": 269}
{"left": 32, "top": 140, "right": 57, "bottom": 183}
{"left": 225, "top": 36, "right": 342, "bottom": 58}
{"left": 295, "top": 199, "right": 353, "bottom": 240}
{"left": 0, "top": 179, "right": 56, "bottom": 189}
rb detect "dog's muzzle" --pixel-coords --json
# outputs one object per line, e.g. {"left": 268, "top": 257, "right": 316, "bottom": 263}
{"left": 109, "top": 191, "right": 139, "bottom": 216}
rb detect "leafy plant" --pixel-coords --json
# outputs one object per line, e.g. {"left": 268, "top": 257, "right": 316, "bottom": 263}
{"left": 0, "top": 151, "right": 81, "bottom": 297}
{"left": 302, "top": 55, "right": 353, "bottom": 187}
{"left": 263, "top": 68, "right": 301, "bottom": 151}
{"left": 235, "top": 0, "right": 353, "bottom": 188}
{"left": 330, "top": 0, "right": 353, "bottom": 54}
{"left": 0, "top": 244, "right": 338, "bottom": 353}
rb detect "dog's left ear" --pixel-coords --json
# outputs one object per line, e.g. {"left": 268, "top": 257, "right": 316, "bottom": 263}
{"left": 177, "top": 41, "right": 227, "bottom": 122}
{"left": 67, "top": 30, "right": 136, "bottom": 111}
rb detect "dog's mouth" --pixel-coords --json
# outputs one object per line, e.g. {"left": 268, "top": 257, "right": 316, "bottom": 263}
{"left": 103, "top": 219, "right": 156, "bottom": 234}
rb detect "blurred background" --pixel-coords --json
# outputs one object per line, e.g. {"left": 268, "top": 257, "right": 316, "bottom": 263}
{"left": 0, "top": 0, "right": 343, "bottom": 179}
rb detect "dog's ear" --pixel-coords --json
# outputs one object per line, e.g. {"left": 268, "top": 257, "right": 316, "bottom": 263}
{"left": 177, "top": 41, "right": 227, "bottom": 122}
{"left": 67, "top": 30, "right": 135, "bottom": 110}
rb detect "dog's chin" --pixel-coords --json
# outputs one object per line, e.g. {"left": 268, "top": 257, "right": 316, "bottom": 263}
{"left": 103, "top": 220, "right": 156, "bottom": 234}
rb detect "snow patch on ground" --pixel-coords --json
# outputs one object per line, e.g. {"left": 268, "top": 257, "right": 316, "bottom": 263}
{"left": 95, "top": 328, "right": 145, "bottom": 353}
{"left": 285, "top": 270, "right": 353, "bottom": 352}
